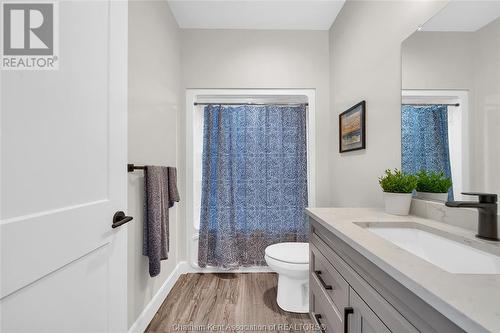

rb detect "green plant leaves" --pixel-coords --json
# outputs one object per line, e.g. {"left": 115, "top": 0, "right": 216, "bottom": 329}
{"left": 415, "top": 170, "right": 452, "bottom": 193}
{"left": 378, "top": 169, "right": 417, "bottom": 193}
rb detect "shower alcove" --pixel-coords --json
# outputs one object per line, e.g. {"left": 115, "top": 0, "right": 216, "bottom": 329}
{"left": 185, "top": 89, "right": 316, "bottom": 272}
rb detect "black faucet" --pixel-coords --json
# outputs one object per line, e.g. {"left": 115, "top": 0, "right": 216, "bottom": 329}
{"left": 445, "top": 192, "right": 498, "bottom": 241}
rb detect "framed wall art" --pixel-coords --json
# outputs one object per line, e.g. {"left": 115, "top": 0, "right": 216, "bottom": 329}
{"left": 339, "top": 101, "right": 366, "bottom": 153}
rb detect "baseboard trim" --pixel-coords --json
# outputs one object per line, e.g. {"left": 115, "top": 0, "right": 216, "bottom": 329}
{"left": 128, "top": 261, "right": 189, "bottom": 333}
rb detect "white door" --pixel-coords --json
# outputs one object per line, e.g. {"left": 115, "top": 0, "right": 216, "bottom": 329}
{"left": 0, "top": 1, "right": 128, "bottom": 332}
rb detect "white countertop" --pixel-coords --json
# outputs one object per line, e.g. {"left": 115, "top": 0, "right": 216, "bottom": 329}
{"left": 306, "top": 207, "right": 500, "bottom": 333}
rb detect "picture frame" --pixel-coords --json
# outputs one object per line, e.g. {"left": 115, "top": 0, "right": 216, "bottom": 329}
{"left": 339, "top": 101, "right": 366, "bottom": 153}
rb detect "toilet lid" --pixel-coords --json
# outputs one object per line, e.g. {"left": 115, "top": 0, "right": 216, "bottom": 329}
{"left": 265, "top": 242, "right": 309, "bottom": 264}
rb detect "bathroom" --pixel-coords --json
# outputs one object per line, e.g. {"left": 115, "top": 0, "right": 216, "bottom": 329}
{"left": 1, "top": 0, "right": 499, "bottom": 332}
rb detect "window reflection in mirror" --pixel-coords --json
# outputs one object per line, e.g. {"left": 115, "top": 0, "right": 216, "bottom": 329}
{"left": 401, "top": 1, "right": 500, "bottom": 202}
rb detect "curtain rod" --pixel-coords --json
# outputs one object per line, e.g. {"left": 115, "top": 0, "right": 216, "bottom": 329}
{"left": 194, "top": 102, "right": 308, "bottom": 106}
{"left": 402, "top": 103, "right": 460, "bottom": 107}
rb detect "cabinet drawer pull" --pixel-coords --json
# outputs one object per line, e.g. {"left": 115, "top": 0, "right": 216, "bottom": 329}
{"left": 344, "top": 307, "right": 353, "bottom": 333}
{"left": 312, "top": 313, "right": 326, "bottom": 333}
{"left": 315, "top": 270, "right": 333, "bottom": 290}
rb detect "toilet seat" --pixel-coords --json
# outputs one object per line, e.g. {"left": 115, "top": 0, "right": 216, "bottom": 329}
{"left": 264, "top": 255, "right": 309, "bottom": 273}
{"left": 265, "top": 242, "right": 309, "bottom": 264}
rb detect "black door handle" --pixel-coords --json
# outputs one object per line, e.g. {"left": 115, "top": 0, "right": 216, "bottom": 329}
{"left": 314, "top": 270, "right": 333, "bottom": 290}
{"left": 344, "top": 307, "right": 353, "bottom": 333}
{"left": 112, "top": 211, "right": 133, "bottom": 229}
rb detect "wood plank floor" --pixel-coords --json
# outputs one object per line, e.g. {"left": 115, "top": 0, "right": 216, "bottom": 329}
{"left": 145, "top": 273, "right": 313, "bottom": 333}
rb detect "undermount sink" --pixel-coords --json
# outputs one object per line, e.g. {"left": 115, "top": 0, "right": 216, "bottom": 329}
{"left": 365, "top": 226, "right": 500, "bottom": 274}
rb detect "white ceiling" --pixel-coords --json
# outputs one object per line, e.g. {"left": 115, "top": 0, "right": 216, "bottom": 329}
{"left": 421, "top": 1, "right": 500, "bottom": 32}
{"left": 167, "top": 0, "right": 345, "bottom": 30}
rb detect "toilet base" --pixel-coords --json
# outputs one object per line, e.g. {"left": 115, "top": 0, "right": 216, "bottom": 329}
{"left": 276, "top": 274, "right": 309, "bottom": 313}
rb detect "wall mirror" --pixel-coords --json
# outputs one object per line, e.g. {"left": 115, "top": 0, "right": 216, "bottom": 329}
{"left": 401, "top": 1, "right": 500, "bottom": 202}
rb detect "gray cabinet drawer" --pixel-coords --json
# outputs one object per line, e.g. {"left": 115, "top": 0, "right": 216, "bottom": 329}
{"left": 310, "top": 225, "right": 420, "bottom": 333}
{"left": 310, "top": 242, "right": 349, "bottom": 314}
{"left": 310, "top": 270, "right": 343, "bottom": 333}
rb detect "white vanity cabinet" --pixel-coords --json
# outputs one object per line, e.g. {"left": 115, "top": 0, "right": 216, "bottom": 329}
{"left": 308, "top": 217, "right": 465, "bottom": 333}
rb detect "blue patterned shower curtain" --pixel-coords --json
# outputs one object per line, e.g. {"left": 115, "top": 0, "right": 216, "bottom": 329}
{"left": 401, "top": 105, "right": 453, "bottom": 199}
{"left": 198, "top": 104, "right": 308, "bottom": 269}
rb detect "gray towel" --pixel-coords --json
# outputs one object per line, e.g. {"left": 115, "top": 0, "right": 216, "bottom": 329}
{"left": 143, "top": 166, "right": 180, "bottom": 277}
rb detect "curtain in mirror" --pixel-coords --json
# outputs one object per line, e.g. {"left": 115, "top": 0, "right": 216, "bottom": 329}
{"left": 401, "top": 104, "right": 453, "bottom": 199}
{"left": 198, "top": 104, "right": 308, "bottom": 269}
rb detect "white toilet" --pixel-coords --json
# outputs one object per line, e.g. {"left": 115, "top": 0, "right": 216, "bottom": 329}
{"left": 265, "top": 242, "right": 309, "bottom": 313}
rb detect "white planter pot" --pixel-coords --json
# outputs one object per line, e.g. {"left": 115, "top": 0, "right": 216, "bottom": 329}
{"left": 383, "top": 192, "right": 413, "bottom": 216}
{"left": 415, "top": 191, "right": 448, "bottom": 202}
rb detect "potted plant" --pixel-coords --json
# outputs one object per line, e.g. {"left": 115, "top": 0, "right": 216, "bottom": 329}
{"left": 379, "top": 169, "right": 417, "bottom": 215}
{"left": 415, "top": 170, "right": 452, "bottom": 202}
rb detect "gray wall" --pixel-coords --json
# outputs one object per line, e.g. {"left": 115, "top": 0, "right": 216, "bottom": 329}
{"left": 402, "top": 31, "right": 473, "bottom": 90}
{"left": 127, "top": 1, "right": 183, "bottom": 327}
{"left": 180, "top": 29, "right": 332, "bottom": 207}
{"left": 328, "top": 1, "right": 448, "bottom": 207}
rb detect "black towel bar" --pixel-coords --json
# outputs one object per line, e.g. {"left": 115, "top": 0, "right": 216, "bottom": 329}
{"left": 128, "top": 163, "right": 146, "bottom": 172}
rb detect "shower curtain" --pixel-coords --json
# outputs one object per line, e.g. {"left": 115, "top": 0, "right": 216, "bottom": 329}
{"left": 198, "top": 104, "right": 308, "bottom": 269}
{"left": 401, "top": 104, "right": 453, "bottom": 199}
